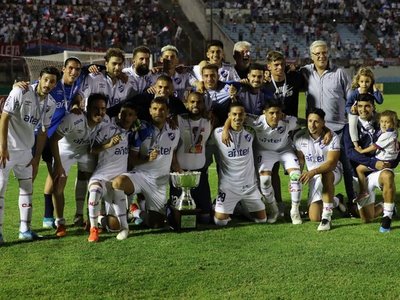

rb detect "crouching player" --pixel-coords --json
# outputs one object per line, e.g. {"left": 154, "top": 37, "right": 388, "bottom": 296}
{"left": 212, "top": 103, "right": 266, "bottom": 226}
{"left": 294, "top": 108, "right": 342, "bottom": 231}
{"left": 87, "top": 102, "right": 137, "bottom": 242}
{"left": 112, "top": 97, "right": 180, "bottom": 228}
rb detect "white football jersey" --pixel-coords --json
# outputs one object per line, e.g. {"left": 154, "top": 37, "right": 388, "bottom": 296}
{"left": 294, "top": 130, "right": 341, "bottom": 171}
{"left": 56, "top": 112, "right": 104, "bottom": 156}
{"left": 81, "top": 73, "right": 134, "bottom": 108}
{"left": 176, "top": 114, "right": 212, "bottom": 170}
{"left": 3, "top": 84, "right": 56, "bottom": 151}
{"left": 375, "top": 131, "right": 399, "bottom": 161}
{"left": 132, "top": 122, "right": 180, "bottom": 180}
{"left": 212, "top": 127, "right": 257, "bottom": 188}
{"left": 247, "top": 114, "right": 298, "bottom": 152}
{"left": 123, "top": 66, "right": 152, "bottom": 94}
{"left": 91, "top": 122, "right": 133, "bottom": 180}
{"left": 191, "top": 63, "right": 240, "bottom": 83}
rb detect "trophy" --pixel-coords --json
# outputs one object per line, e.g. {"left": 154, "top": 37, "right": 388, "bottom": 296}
{"left": 170, "top": 171, "right": 201, "bottom": 230}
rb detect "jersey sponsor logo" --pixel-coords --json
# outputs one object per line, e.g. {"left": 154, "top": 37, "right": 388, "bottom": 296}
{"left": 23, "top": 114, "right": 39, "bottom": 125}
{"left": 55, "top": 100, "right": 67, "bottom": 109}
{"left": 305, "top": 153, "right": 325, "bottom": 163}
{"left": 159, "top": 146, "right": 172, "bottom": 155}
{"left": 259, "top": 137, "right": 282, "bottom": 144}
{"left": 228, "top": 147, "right": 250, "bottom": 157}
{"left": 98, "top": 83, "right": 106, "bottom": 89}
{"left": 74, "top": 119, "right": 84, "bottom": 126}
{"left": 168, "top": 132, "right": 176, "bottom": 141}
{"left": 114, "top": 146, "right": 129, "bottom": 155}
{"left": 73, "top": 138, "right": 89, "bottom": 145}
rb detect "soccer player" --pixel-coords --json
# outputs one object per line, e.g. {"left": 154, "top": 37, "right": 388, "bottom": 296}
{"left": 224, "top": 101, "right": 302, "bottom": 224}
{"left": 343, "top": 94, "right": 399, "bottom": 232}
{"left": 170, "top": 91, "right": 213, "bottom": 223}
{"left": 81, "top": 47, "right": 135, "bottom": 109}
{"left": 0, "top": 66, "right": 60, "bottom": 242}
{"left": 87, "top": 102, "right": 137, "bottom": 242}
{"left": 123, "top": 45, "right": 153, "bottom": 94}
{"left": 50, "top": 93, "right": 107, "bottom": 237}
{"left": 294, "top": 108, "right": 342, "bottom": 231}
{"left": 233, "top": 63, "right": 272, "bottom": 116}
{"left": 212, "top": 103, "right": 266, "bottom": 226}
{"left": 300, "top": 40, "right": 355, "bottom": 213}
{"left": 112, "top": 97, "right": 180, "bottom": 228}
{"left": 191, "top": 40, "right": 240, "bottom": 83}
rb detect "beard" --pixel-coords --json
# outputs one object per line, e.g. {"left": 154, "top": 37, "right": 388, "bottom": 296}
{"left": 136, "top": 64, "right": 149, "bottom": 76}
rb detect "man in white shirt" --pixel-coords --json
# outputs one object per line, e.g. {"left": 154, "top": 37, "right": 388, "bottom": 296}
{"left": 123, "top": 45, "right": 153, "bottom": 94}
{"left": 294, "top": 108, "right": 342, "bottom": 231}
{"left": 50, "top": 93, "right": 108, "bottom": 237}
{"left": 212, "top": 103, "right": 266, "bottom": 226}
{"left": 0, "top": 66, "right": 60, "bottom": 242}
{"left": 112, "top": 97, "right": 180, "bottom": 228}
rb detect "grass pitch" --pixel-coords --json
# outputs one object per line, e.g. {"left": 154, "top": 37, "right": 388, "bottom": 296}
{"left": 0, "top": 95, "right": 399, "bottom": 299}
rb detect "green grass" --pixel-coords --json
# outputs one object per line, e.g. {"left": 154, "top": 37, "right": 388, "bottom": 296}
{"left": 0, "top": 94, "right": 399, "bottom": 299}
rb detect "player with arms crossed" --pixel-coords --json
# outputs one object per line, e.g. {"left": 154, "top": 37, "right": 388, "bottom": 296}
{"left": 294, "top": 108, "right": 342, "bottom": 231}
{"left": 212, "top": 103, "right": 266, "bottom": 226}
{"left": 0, "top": 66, "right": 60, "bottom": 242}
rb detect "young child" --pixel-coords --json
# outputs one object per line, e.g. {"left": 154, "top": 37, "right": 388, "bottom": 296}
{"left": 346, "top": 67, "right": 384, "bottom": 149}
{"left": 354, "top": 110, "right": 399, "bottom": 203}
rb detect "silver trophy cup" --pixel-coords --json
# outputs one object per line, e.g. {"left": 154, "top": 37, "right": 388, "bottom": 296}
{"left": 170, "top": 171, "right": 201, "bottom": 210}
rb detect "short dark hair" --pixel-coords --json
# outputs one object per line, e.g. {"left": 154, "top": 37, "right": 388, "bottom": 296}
{"left": 207, "top": 40, "right": 224, "bottom": 50}
{"left": 150, "top": 96, "right": 169, "bottom": 108}
{"left": 104, "top": 48, "right": 125, "bottom": 62}
{"left": 264, "top": 99, "right": 283, "bottom": 110}
{"left": 156, "top": 74, "right": 173, "bottom": 85}
{"left": 357, "top": 93, "right": 375, "bottom": 104}
{"left": 87, "top": 93, "right": 108, "bottom": 108}
{"left": 248, "top": 63, "right": 265, "bottom": 73}
{"left": 201, "top": 63, "right": 219, "bottom": 74}
{"left": 64, "top": 56, "right": 82, "bottom": 67}
{"left": 306, "top": 107, "right": 325, "bottom": 120}
{"left": 230, "top": 102, "right": 245, "bottom": 111}
{"left": 40, "top": 66, "right": 61, "bottom": 81}
{"left": 121, "top": 101, "right": 137, "bottom": 113}
{"left": 133, "top": 46, "right": 151, "bottom": 57}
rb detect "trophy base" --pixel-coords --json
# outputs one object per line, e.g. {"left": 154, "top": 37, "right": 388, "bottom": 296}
{"left": 170, "top": 207, "right": 201, "bottom": 231}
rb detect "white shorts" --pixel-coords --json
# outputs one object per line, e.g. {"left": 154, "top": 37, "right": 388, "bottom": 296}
{"left": 256, "top": 148, "right": 300, "bottom": 172}
{"left": 215, "top": 184, "right": 265, "bottom": 214}
{"left": 307, "top": 166, "right": 342, "bottom": 204}
{"left": 124, "top": 172, "right": 168, "bottom": 214}
{"left": 0, "top": 149, "right": 32, "bottom": 184}
{"left": 59, "top": 152, "right": 96, "bottom": 175}
{"left": 356, "top": 168, "right": 394, "bottom": 209}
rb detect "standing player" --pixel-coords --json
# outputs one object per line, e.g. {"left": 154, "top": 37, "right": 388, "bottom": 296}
{"left": 212, "top": 103, "right": 266, "bottom": 226}
{"left": 50, "top": 93, "right": 107, "bottom": 237}
{"left": 123, "top": 46, "right": 153, "bottom": 94}
{"left": 0, "top": 66, "right": 59, "bottom": 242}
{"left": 112, "top": 97, "right": 180, "bottom": 228}
{"left": 87, "top": 102, "right": 137, "bottom": 242}
{"left": 170, "top": 92, "right": 213, "bottom": 223}
{"left": 294, "top": 108, "right": 342, "bottom": 231}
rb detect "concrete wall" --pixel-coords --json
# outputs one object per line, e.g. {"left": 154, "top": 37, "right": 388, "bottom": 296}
{"left": 178, "top": 0, "right": 235, "bottom": 63}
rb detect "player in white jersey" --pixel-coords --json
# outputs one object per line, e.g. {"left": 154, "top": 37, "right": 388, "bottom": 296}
{"left": 294, "top": 108, "right": 342, "bottom": 231}
{"left": 87, "top": 102, "right": 137, "bottom": 242}
{"left": 170, "top": 91, "right": 213, "bottom": 223}
{"left": 0, "top": 66, "right": 60, "bottom": 243}
{"left": 50, "top": 93, "right": 107, "bottom": 238}
{"left": 234, "top": 101, "right": 303, "bottom": 224}
{"left": 191, "top": 40, "right": 240, "bottom": 84}
{"left": 212, "top": 103, "right": 266, "bottom": 226}
{"left": 149, "top": 45, "right": 191, "bottom": 101}
{"left": 112, "top": 97, "right": 180, "bottom": 228}
{"left": 123, "top": 46, "right": 153, "bottom": 94}
{"left": 81, "top": 48, "right": 136, "bottom": 109}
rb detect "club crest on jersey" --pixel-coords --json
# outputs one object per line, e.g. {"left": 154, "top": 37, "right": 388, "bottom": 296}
{"left": 174, "top": 77, "right": 182, "bottom": 84}
{"left": 118, "top": 85, "right": 124, "bottom": 93}
{"left": 244, "top": 133, "right": 251, "bottom": 142}
{"left": 168, "top": 132, "right": 176, "bottom": 140}
{"left": 220, "top": 70, "right": 228, "bottom": 78}
{"left": 276, "top": 126, "right": 285, "bottom": 134}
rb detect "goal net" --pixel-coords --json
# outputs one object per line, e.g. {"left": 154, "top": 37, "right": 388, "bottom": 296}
{"left": 23, "top": 50, "right": 133, "bottom": 82}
